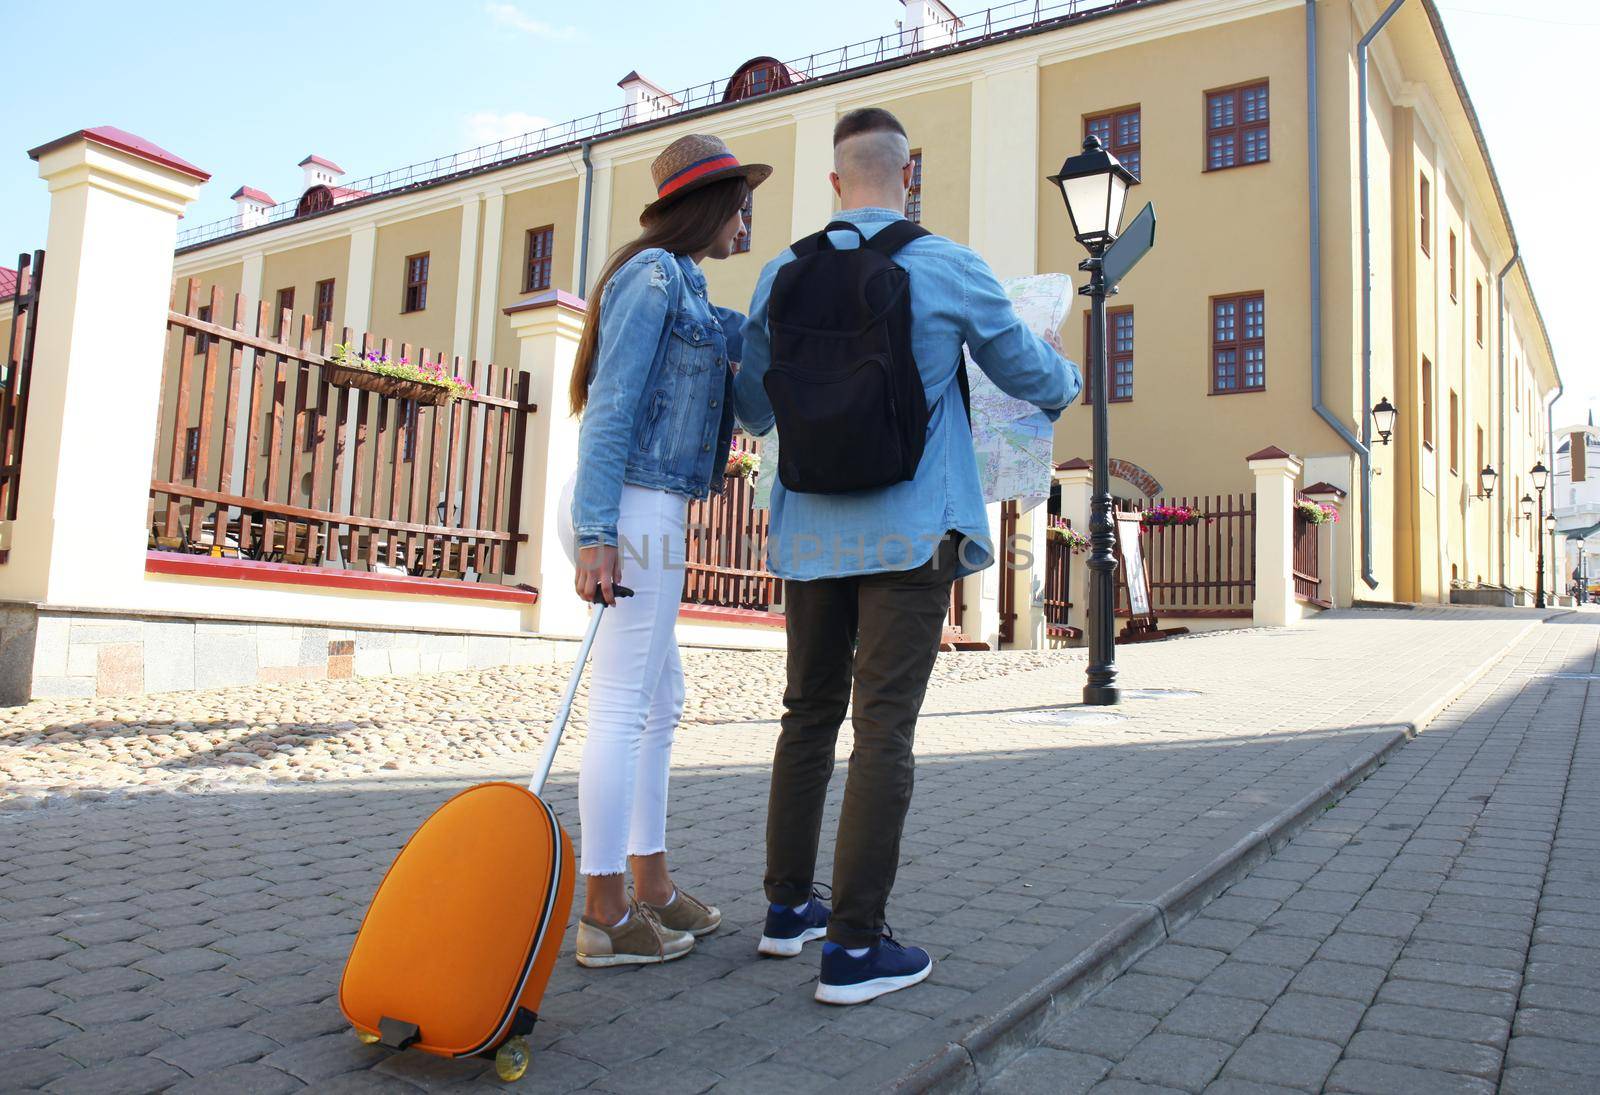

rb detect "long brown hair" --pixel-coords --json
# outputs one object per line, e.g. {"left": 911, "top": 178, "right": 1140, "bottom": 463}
{"left": 569, "top": 176, "right": 749, "bottom": 415}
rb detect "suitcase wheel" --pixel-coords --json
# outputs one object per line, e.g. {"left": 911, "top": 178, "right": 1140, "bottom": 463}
{"left": 353, "top": 1029, "right": 381, "bottom": 1045}
{"left": 495, "top": 1036, "right": 531, "bottom": 1083}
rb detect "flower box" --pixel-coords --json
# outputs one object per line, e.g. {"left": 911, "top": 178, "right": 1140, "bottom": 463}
{"left": 324, "top": 343, "right": 474, "bottom": 406}
{"left": 1140, "top": 504, "right": 1205, "bottom": 529}
{"left": 1294, "top": 498, "right": 1339, "bottom": 525}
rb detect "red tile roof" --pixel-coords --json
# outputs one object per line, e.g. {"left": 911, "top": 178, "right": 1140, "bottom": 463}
{"left": 230, "top": 185, "right": 276, "bottom": 205}
{"left": 27, "top": 126, "right": 209, "bottom": 181}
{"left": 0, "top": 266, "right": 16, "bottom": 300}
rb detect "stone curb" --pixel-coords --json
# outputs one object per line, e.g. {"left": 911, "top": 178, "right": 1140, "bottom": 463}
{"left": 844, "top": 614, "right": 1549, "bottom": 1093}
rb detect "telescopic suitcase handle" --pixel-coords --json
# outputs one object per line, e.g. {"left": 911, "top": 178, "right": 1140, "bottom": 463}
{"left": 528, "top": 585, "right": 634, "bottom": 795}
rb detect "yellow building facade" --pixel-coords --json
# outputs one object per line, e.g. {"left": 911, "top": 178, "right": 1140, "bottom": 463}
{"left": 168, "top": 0, "right": 1558, "bottom": 608}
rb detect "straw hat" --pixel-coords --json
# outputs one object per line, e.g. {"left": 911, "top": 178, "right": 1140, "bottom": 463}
{"left": 640, "top": 134, "right": 771, "bottom": 224}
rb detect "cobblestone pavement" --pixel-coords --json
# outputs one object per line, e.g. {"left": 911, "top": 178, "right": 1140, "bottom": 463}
{"left": 991, "top": 610, "right": 1599, "bottom": 1095}
{"left": 0, "top": 646, "right": 1080, "bottom": 805}
{"left": 0, "top": 607, "right": 1552, "bottom": 1093}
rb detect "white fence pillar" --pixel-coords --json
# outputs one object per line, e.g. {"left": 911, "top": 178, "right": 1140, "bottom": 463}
{"left": 1248, "top": 445, "right": 1304, "bottom": 627}
{"left": 0, "top": 128, "right": 204, "bottom": 608}
{"left": 506, "top": 290, "right": 589, "bottom": 639}
{"left": 1012, "top": 501, "right": 1051, "bottom": 648}
{"left": 1055, "top": 458, "right": 1093, "bottom": 640}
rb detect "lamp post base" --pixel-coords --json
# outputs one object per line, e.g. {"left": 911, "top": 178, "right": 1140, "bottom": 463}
{"left": 1083, "top": 683, "right": 1121, "bottom": 706}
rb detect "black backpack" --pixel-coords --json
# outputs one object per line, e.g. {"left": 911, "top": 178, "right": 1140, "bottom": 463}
{"left": 764, "top": 219, "right": 967, "bottom": 495}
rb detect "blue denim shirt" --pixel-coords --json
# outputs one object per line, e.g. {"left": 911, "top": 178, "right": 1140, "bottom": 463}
{"left": 734, "top": 208, "right": 1080, "bottom": 581}
{"left": 572, "top": 249, "right": 743, "bottom": 549}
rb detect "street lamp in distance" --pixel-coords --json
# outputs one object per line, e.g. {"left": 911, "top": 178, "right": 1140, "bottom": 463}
{"left": 1531, "top": 461, "right": 1550, "bottom": 608}
{"left": 1048, "top": 135, "right": 1150, "bottom": 707}
{"left": 1477, "top": 465, "right": 1497, "bottom": 500}
{"left": 1372, "top": 397, "right": 1398, "bottom": 446}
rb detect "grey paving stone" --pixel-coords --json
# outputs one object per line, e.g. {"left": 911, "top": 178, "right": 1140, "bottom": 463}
{"left": 1109, "top": 1032, "right": 1232, "bottom": 1091}
{"left": 711, "top": 1059, "right": 836, "bottom": 1094}
{"left": 0, "top": 1048, "right": 80, "bottom": 1089}
{"left": 164, "top": 1062, "right": 308, "bottom": 1094}
{"left": 1345, "top": 1029, "right": 1503, "bottom": 1079}
{"left": 1131, "top": 946, "right": 1227, "bottom": 983}
{"left": 1362, "top": 1002, "right": 1509, "bottom": 1046}
{"left": 1045, "top": 1006, "right": 1160, "bottom": 1058}
{"left": 47, "top": 1019, "right": 172, "bottom": 1064}
{"left": 1327, "top": 1057, "right": 1496, "bottom": 1094}
{"left": 1156, "top": 994, "right": 1266, "bottom": 1044}
{"left": 1229, "top": 933, "right": 1320, "bottom": 969}
{"left": 256, "top": 1032, "right": 388, "bottom": 1083}
{"left": 1192, "top": 961, "right": 1295, "bottom": 1004}
{"left": 42, "top": 1056, "right": 189, "bottom": 1095}
{"left": 1090, "top": 975, "right": 1195, "bottom": 1018}
{"left": 986, "top": 1048, "right": 1112, "bottom": 1095}
{"left": 1504, "top": 1035, "right": 1600, "bottom": 1074}
{"left": 1388, "top": 958, "right": 1521, "bottom": 993}
{"left": 1314, "top": 932, "right": 1403, "bottom": 969}
{"left": 1499, "top": 1065, "right": 1597, "bottom": 1094}
{"left": 1219, "top": 1032, "right": 1341, "bottom": 1091}
{"left": 154, "top": 1027, "right": 280, "bottom": 1074}
{"left": 1256, "top": 992, "right": 1365, "bottom": 1044}
{"left": 1373, "top": 978, "right": 1517, "bottom": 1019}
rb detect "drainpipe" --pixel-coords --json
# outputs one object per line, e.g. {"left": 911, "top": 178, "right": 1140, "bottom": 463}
{"left": 1495, "top": 250, "right": 1518, "bottom": 587}
{"left": 1307, "top": 0, "right": 1377, "bottom": 591}
{"left": 1357, "top": 0, "right": 1410, "bottom": 591}
{"left": 577, "top": 139, "right": 596, "bottom": 296}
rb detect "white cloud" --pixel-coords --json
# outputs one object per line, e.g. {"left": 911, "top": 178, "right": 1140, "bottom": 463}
{"left": 484, "top": 2, "right": 578, "bottom": 39}
{"left": 464, "top": 111, "right": 557, "bottom": 146}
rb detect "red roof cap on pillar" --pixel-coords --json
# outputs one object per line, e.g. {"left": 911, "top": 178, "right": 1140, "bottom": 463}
{"left": 298, "top": 154, "right": 344, "bottom": 174}
{"left": 504, "top": 289, "right": 589, "bottom": 315}
{"left": 229, "top": 185, "right": 276, "bottom": 205}
{"left": 27, "top": 126, "right": 210, "bottom": 181}
{"left": 1302, "top": 481, "right": 1348, "bottom": 498}
{"left": 1055, "top": 457, "right": 1093, "bottom": 471}
{"left": 1245, "top": 445, "right": 1294, "bottom": 462}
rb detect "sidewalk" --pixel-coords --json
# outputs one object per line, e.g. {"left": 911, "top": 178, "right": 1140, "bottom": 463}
{"left": 989, "top": 609, "right": 1599, "bottom": 1094}
{"left": 0, "top": 607, "right": 1556, "bottom": 1092}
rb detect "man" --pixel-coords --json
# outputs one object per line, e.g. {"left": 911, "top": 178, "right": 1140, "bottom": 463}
{"left": 733, "top": 107, "right": 1079, "bottom": 1004}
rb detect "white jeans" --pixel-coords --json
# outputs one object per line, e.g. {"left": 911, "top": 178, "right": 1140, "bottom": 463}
{"left": 559, "top": 474, "right": 688, "bottom": 877}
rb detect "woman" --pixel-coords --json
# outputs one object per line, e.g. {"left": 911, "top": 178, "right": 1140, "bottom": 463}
{"left": 559, "top": 134, "right": 769, "bottom": 967}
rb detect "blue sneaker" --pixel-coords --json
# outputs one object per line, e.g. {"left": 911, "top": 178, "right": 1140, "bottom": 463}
{"left": 757, "top": 887, "right": 831, "bottom": 958}
{"left": 815, "top": 930, "right": 933, "bottom": 1005}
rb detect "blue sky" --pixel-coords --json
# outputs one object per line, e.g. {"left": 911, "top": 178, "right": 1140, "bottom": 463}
{"left": 1, "top": 1, "right": 1593, "bottom": 417}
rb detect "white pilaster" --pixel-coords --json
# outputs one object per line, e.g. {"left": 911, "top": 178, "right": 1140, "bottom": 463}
{"left": 453, "top": 195, "right": 482, "bottom": 361}
{"left": 343, "top": 223, "right": 376, "bottom": 337}
{"left": 791, "top": 109, "right": 838, "bottom": 241}
{"left": 474, "top": 191, "right": 506, "bottom": 362}
{"left": 972, "top": 60, "right": 1039, "bottom": 280}
{"left": 0, "top": 129, "right": 204, "bottom": 607}
{"left": 1055, "top": 461, "right": 1093, "bottom": 640}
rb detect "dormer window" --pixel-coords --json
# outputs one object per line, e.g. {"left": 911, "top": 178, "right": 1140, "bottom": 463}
{"left": 723, "top": 57, "right": 801, "bottom": 103}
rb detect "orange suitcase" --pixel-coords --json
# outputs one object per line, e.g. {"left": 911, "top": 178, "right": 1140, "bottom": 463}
{"left": 339, "top": 587, "right": 631, "bottom": 1082}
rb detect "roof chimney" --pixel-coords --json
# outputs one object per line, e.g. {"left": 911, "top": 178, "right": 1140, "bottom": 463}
{"left": 619, "top": 72, "right": 681, "bottom": 126}
{"left": 900, "top": 0, "right": 961, "bottom": 52}
{"left": 230, "top": 185, "right": 276, "bottom": 229}
{"left": 298, "top": 154, "right": 344, "bottom": 192}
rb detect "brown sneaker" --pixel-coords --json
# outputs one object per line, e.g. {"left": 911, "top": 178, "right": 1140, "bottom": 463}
{"left": 575, "top": 901, "right": 695, "bottom": 968}
{"left": 642, "top": 889, "right": 722, "bottom": 937}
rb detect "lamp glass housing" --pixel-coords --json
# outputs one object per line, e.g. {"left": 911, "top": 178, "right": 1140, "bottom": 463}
{"left": 1049, "top": 136, "right": 1137, "bottom": 249}
{"left": 1531, "top": 461, "right": 1550, "bottom": 493}
{"left": 1546, "top": 514, "right": 1557, "bottom": 532}
{"left": 1521, "top": 494, "right": 1535, "bottom": 521}
{"left": 1479, "top": 465, "right": 1497, "bottom": 498}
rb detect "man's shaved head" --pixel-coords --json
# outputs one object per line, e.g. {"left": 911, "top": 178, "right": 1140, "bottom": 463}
{"left": 832, "top": 108, "right": 911, "bottom": 192}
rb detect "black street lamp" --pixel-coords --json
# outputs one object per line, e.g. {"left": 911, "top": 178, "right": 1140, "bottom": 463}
{"left": 1521, "top": 493, "right": 1534, "bottom": 522}
{"left": 1532, "top": 461, "right": 1549, "bottom": 608}
{"left": 1477, "top": 465, "right": 1497, "bottom": 500}
{"left": 1049, "top": 135, "right": 1143, "bottom": 707}
{"left": 1372, "top": 397, "right": 1398, "bottom": 446}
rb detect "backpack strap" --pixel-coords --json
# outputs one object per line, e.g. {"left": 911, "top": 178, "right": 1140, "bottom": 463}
{"left": 956, "top": 352, "right": 972, "bottom": 432}
{"left": 861, "top": 219, "right": 931, "bottom": 257}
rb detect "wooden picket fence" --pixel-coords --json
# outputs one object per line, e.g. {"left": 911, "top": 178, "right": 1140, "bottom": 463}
{"left": 682, "top": 433, "right": 781, "bottom": 610}
{"left": 1, "top": 250, "right": 43, "bottom": 562}
{"left": 1293, "top": 505, "right": 1328, "bottom": 607}
{"left": 1043, "top": 522, "right": 1074, "bottom": 634}
{"left": 1115, "top": 494, "right": 1257, "bottom": 616}
{"left": 149, "top": 280, "right": 533, "bottom": 584}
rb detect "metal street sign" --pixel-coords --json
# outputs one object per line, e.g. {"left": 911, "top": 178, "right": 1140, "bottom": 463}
{"left": 1103, "top": 202, "right": 1156, "bottom": 289}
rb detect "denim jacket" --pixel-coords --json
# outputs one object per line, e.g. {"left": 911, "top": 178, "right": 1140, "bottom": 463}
{"left": 572, "top": 249, "right": 743, "bottom": 549}
{"left": 734, "top": 208, "right": 1080, "bottom": 581}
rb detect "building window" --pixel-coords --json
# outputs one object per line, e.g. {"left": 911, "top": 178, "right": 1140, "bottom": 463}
{"left": 732, "top": 191, "right": 753, "bottom": 255}
{"left": 1211, "top": 293, "right": 1265, "bottom": 393}
{"left": 195, "top": 304, "right": 212, "bottom": 354}
{"left": 1448, "top": 231, "right": 1457, "bottom": 301}
{"left": 183, "top": 427, "right": 200, "bottom": 478}
{"left": 1419, "top": 175, "right": 1431, "bottom": 257}
{"left": 314, "top": 279, "right": 336, "bottom": 329}
{"left": 524, "top": 226, "right": 555, "bottom": 292}
{"left": 1205, "top": 82, "right": 1268, "bottom": 171}
{"left": 403, "top": 253, "right": 429, "bottom": 313}
{"left": 1449, "top": 390, "right": 1459, "bottom": 474}
{"left": 906, "top": 151, "right": 924, "bottom": 223}
{"left": 1475, "top": 280, "right": 1484, "bottom": 345}
{"left": 1422, "top": 356, "right": 1434, "bottom": 450}
{"left": 1086, "top": 107, "right": 1141, "bottom": 179}
{"left": 1083, "top": 308, "right": 1134, "bottom": 403}
{"left": 275, "top": 287, "right": 295, "bottom": 333}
